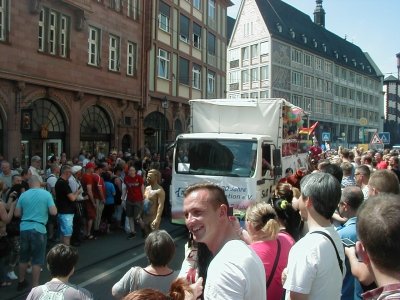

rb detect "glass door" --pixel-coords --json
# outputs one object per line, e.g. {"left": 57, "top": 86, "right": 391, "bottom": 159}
{"left": 43, "top": 139, "right": 62, "bottom": 167}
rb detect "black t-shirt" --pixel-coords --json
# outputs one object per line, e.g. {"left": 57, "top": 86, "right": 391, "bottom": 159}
{"left": 55, "top": 177, "right": 75, "bottom": 214}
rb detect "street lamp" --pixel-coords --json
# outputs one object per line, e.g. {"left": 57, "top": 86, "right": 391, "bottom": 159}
{"left": 161, "top": 96, "right": 169, "bottom": 158}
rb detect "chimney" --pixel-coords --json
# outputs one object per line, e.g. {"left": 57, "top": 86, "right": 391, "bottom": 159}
{"left": 314, "top": 0, "right": 325, "bottom": 27}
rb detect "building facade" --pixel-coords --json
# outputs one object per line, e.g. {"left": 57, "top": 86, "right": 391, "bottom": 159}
{"left": 383, "top": 75, "right": 400, "bottom": 145}
{"left": 0, "top": 0, "right": 232, "bottom": 164}
{"left": 145, "top": 0, "right": 231, "bottom": 157}
{"left": 227, "top": 0, "right": 383, "bottom": 147}
{"left": 0, "top": 0, "right": 147, "bottom": 166}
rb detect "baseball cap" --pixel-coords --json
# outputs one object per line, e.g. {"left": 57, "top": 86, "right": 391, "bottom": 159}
{"left": 71, "top": 165, "right": 82, "bottom": 174}
{"left": 85, "top": 162, "right": 96, "bottom": 169}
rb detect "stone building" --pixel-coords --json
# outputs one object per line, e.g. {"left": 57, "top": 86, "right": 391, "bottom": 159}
{"left": 0, "top": 0, "right": 232, "bottom": 165}
{"left": 227, "top": 0, "right": 383, "bottom": 146}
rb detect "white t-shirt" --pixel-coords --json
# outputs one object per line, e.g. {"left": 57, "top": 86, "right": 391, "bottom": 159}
{"left": 284, "top": 226, "right": 345, "bottom": 300}
{"left": 204, "top": 240, "right": 266, "bottom": 300}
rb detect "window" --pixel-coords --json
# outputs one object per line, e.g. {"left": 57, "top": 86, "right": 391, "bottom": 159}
{"left": 260, "top": 42, "right": 268, "bottom": 56}
{"left": 315, "top": 58, "right": 323, "bottom": 71}
{"left": 158, "top": 1, "right": 170, "bottom": 32}
{"left": 88, "top": 26, "right": 101, "bottom": 66}
{"left": 157, "top": 48, "right": 170, "bottom": 79}
{"left": 291, "top": 71, "right": 302, "bottom": 86}
{"left": 193, "top": 0, "right": 201, "bottom": 10}
{"left": 193, "top": 22, "right": 201, "bottom": 49}
{"left": 208, "top": 0, "right": 215, "bottom": 20}
{"left": 325, "top": 61, "right": 332, "bottom": 74}
{"left": 251, "top": 68, "right": 258, "bottom": 82}
{"left": 229, "top": 71, "right": 239, "bottom": 84}
{"left": 291, "top": 49, "right": 302, "bottom": 64}
{"left": 127, "top": 41, "right": 137, "bottom": 76}
{"left": 315, "top": 99, "right": 323, "bottom": 114}
{"left": 127, "top": 0, "right": 139, "bottom": 20}
{"left": 304, "top": 53, "right": 312, "bottom": 67}
{"left": 207, "top": 32, "right": 216, "bottom": 56}
{"left": 260, "top": 91, "right": 269, "bottom": 98}
{"left": 242, "top": 70, "right": 249, "bottom": 84}
{"left": 109, "top": 35, "right": 120, "bottom": 71}
{"left": 179, "top": 58, "right": 189, "bottom": 85}
{"left": 304, "top": 75, "right": 312, "bottom": 89}
{"left": 250, "top": 92, "right": 258, "bottom": 99}
{"left": 179, "top": 14, "right": 189, "bottom": 43}
{"left": 242, "top": 47, "right": 249, "bottom": 61}
{"left": 325, "top": 81, "right": 332, "bottom": 94}
{"left": 0, "top": 0, "right": 9, "bottom": 41}
{"left": 207, "top": 71, "right": 215, "bottom": 94}
{"left": 229, "top": 48, "right": 240, "bottom": 62}
{"left": 251, "top": 44, "right": 258, "bottom": 59}
{"left": 260, "top": 66, "right": 269, "bottom": 80}
{"left": 315, "top": 78, "right": 323, "bottom": 92}
{"left": 109, "top": 0, "right": 121, "bottom": 11}
{"left": 192, "top": 64, "right": 201, "bottom": 89}
{"left": 326, "top": 102, "right": 332, "bottom": 115}
{"left": 244, "top": 22, "right": 253, "bottom": 36}
{"left": 39, "top": 7, "right": 70, "bottom": 57}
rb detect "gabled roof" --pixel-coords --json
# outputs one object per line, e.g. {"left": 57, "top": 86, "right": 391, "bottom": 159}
{"left": 255, "top": 0, "right": 380, "bottom": 78}
{"left": 227, "top": 16, "right": 236, "bottom": 42}
{"left": 384, "top": 75, "right": 398, "bottom": 82}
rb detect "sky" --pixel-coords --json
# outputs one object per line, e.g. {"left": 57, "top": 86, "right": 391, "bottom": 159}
{"left": 228, "top": 0, "right": 399, "bottom": 78}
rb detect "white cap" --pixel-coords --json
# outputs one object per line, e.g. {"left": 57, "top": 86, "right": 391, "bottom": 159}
{"left": 71, "top": 165, "right": 82, "bottom": 174}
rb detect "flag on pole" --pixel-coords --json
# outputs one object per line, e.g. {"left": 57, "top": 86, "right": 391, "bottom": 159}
{"left": 298, "top": 121, "right": 319, "bottom": 135}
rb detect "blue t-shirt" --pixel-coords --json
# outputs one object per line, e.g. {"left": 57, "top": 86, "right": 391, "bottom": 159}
{"left": 17, "top": 188, "right": 55, "bottom": 234}
{"left": 105, "top": 181, "right": 116, "bottom": 205}
{"left": 337, "top": 217, "right": 362, "bottom": 300}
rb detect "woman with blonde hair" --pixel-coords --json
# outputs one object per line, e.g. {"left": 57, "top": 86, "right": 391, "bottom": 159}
{"left": 245, "top": 202, "right": 293, "bottom": 300}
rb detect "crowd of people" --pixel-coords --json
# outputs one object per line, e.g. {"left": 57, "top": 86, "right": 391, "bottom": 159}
{"left": 1, "top": 144, "right": 400, "bottom": 300}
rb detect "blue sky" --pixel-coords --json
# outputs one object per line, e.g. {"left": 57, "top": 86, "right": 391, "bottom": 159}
{"left": 228, "top": 0, "right": 399, "bottom": 78}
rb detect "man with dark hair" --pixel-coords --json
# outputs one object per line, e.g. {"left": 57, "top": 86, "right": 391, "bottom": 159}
{"left": 337, "top": 186, "right": 364, "bottom": 300}
{"left": 355, "top": 165, "right": 370, "bottom": 200}
{"left": 319, "top": 163, "right": 343, "bottom": 184}
{"left": 15, "top": 175, "right": 57, "bottom": 290}
{"left": 388, "top": 155, "right": 400, "bottom": 181}
{"left": 368, "top": 169, "right": 400, "bottom": 196}
{"left": 183, "top": 183, "right": 266, "bottom": 299}
{"left": 26, "top": 244, "right": 93, "bottom": 299}
{"left": 55, "top": 165, "right": 82, "bottom": 245}
{"left": 355, "top": 194, "right": 400, "bottom": 299}
{"left": 283, "top": 172, "right": 345, "bottom": 299}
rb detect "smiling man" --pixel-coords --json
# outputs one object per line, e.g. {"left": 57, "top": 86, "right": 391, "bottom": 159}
{"left": 183, "top": 183, "right": 265, "bottom": 300}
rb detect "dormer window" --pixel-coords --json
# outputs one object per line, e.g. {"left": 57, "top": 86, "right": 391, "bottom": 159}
{"left": 313, "top": 39, "right": 317, "bottom": 48}
{"left": 343, "top": 55, "right": 348, "bottom": 63}
{"left": 277, "top": 23, "right": 282, "bottom": 33}
{"left": 367, "top": 66, "right": 371, "bottom": 72}
{"left": 360, "top": 62, "right": 364, "bottom": 70}
{"left": 322, "top": 43, "right": 327, "bottom": 52}
{"left": 290, "top": 28, "right": 295, "bottom": 39}
{"left": 352, "top": 59, "right": 357, "bottom": 67}
{"left": 302, "top": 34, "right": 307, "bottom": 43}
{"left": 334, "top": 50, "right": 339, "bottom": 59}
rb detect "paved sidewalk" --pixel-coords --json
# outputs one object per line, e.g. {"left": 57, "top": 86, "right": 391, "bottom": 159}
{"left": 2, "top": 218, "right": 186, "bottom": 300}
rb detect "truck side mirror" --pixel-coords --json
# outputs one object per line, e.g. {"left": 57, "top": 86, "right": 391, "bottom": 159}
{"left": 273, "top": 149, "right": 282, "bottom": 176}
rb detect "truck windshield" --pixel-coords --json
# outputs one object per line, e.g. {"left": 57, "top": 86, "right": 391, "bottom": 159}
{"left": 175, "top": 138, "right": 257, "bottom": 177}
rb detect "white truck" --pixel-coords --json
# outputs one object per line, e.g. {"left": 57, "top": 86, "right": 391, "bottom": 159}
{"left": 170, "top": 98, "right": 309, "bottom": 224}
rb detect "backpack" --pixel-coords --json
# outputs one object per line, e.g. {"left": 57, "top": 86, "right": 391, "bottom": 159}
{"left": 39, "top": 284, "right": 69, "bottom": 300}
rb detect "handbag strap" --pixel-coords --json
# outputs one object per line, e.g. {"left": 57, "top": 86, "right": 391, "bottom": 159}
{"left": 311, "top": 231, "right": 343, "bottom": 274}
{"left": 267, "top": 238, "right": 281, "bottom": 288}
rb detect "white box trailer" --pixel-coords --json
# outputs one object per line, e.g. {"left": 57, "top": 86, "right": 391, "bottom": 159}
{"left": 170, "top": 98, "right": 309, "bottom": 224}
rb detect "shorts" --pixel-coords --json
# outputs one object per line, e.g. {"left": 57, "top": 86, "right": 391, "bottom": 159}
{"left": 125, "top": 201, "right": 143, "bottom": 220}
{"left": 85, "top": 200, "right": 97, "bottom": 220}
{"left": 58, "top": 214, "right": 74, "bottom": 236}
{"left": 20, "top": 229, "right": 47, "bottom": 265}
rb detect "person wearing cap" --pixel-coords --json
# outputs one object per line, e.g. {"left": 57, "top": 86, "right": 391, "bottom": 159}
{"left": 81, "top": 162, "right": 97, "bottom": 240}
{"left": 55, "top": 165, "right": 83, "bottom": 246}
{"left": 69, "top": 165, "right": 85, "bottom": 246}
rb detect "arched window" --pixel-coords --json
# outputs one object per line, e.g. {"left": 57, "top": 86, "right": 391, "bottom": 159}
{"left": 31, "top": 99, "right": 65, "bottom": 132}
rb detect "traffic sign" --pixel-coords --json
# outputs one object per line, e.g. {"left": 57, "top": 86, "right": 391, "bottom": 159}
{"left": 378, "top": 132, "right": 390, "bottom": 144}
{"left": 370, "top": 132, "right": 383, "bottom": 145}
{"left": 322, "top": 132, "right": 330, "bottom": 141}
